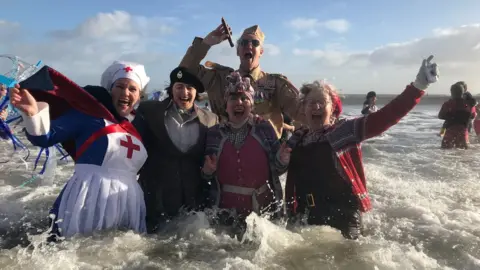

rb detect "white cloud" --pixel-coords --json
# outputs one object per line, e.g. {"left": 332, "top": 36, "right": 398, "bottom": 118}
{"left": 290, "top": 24, "right": 480, "bottom": 93}
{"left": 286, "top": 18, "right": 350, "bottom": 35}
{"left": 2, "top": 11, "right": 480, "bottom": 95}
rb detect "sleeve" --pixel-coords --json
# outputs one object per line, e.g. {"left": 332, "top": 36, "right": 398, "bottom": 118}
{"left": 201, "top": 127, "right": 219, "bottom": 180}
{"left": 274, "top": 76, "right": 305, "bottom": 125}
{"left": 438, "top": 101, "right": 450, "bottom": 120}
{"left": 179, "top": 37, "right": 234, "bottom": 115}
{"left": 22, "top": 102, "right": 85, "bottom": 148}
{"left": 179, "top": 38, "right": 219, "bottom": 95}
{"left": 132, "top": 104, "right": 152, "bottom": 147}
{"left": 259, "top": 121, "right": 288, "bottom": 174}
{"left": 362, "top": 84, "right": 425, "bottom": 141}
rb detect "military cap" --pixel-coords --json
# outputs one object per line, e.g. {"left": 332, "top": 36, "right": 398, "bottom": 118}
{"left": 169, "top": 67, "right": 205, "bottom": 93}
{"left": 241, "top": 25, "right": 265, "bottom": 43}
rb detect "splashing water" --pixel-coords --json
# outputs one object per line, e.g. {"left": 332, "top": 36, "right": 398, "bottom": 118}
{"left": 0, "top": 104, "right": 479, "bottom": 270}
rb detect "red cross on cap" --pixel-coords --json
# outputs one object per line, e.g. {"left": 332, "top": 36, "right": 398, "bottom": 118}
{"left": 123, "top": 66, "right": 133, "bottom": 72}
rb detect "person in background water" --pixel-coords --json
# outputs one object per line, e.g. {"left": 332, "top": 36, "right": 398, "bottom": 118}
{"left": 180, "top": 22, "right": 305, "bottom": 139}
{"left": 285, "top": 56, "right": 439, "bottom": 239}
{"left": 202, "top": 71, "right": 290, "bottom": 234}
{"left": 133, "top": 67, "right": 218, "bottom": 233}
{"left": 459, "top": 82, "right": 477, "bottom": 134}
{"left": 361, "top": 91, "right": 378, "bottom": 115}
{"left": 9, "top": 61, "right": 150, "bottom": 239}
{"left": 204, "top": 101, "right": 211, "bottom": 112}
{"left": 439, "top": 81, "right": 477, "bottom": 136}
{"left": 438, "top": 83, "right": 475, "bottom": 149}
{"left": 474, "top": 103, "right": 480, "bottom": 138}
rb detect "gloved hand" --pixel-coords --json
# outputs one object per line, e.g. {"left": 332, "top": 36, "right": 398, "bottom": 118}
{"left": 412, "top": 55, "right": 439, "bottom": 91}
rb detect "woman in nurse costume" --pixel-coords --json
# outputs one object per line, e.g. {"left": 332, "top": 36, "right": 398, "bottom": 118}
{"left": 10, "top": 61, "right": 150, "bottom": 239}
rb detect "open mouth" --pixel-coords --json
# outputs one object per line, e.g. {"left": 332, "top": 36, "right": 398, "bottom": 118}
{"left": 179, "top": 97, "right": 191, "bottom": 103}
{"left": 243, "top": 52, "right": 253, "bottom": 60}
{"left": 117, "top": 98, "right": 132, "bottom": 109}
{"left": 234, "top": 106, "right": 245, "bottom": 116}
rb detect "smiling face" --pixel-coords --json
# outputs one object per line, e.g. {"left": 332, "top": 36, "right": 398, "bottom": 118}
{"left": 172, "top": 82, "right": 197, "bottom": 110}
{"left": 110, "top": 78, "right": 141, "bottom": 117}
{"left": 304, "top": 90, "right": 333, "bottom": 128}
{"left": 237, "top": 34, "right": 263, "bottom": 72}
{"left": 226, "top": 93, "right": 253, "bottom": 124}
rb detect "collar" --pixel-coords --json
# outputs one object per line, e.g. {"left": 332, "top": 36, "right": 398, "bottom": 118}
{"left": 238, "top": 66, "right": 264, "bottom": 81}
{"left": 220, "top": 114, "right": 255, "bottom": 130}
{"left": 166, "top": 99, "right": 197, "bottom": 114}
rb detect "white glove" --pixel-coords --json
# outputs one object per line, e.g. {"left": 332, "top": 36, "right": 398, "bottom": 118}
{"left": 412, "top": 55, "right": 439, "bottom": 91}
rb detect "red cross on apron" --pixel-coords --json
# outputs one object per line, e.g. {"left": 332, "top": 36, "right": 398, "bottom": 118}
{"left": 120, "top": 135, "right": 140, "bottom": 159}
{"left": 74, "top": 121, "right": 142, "bottom": 161}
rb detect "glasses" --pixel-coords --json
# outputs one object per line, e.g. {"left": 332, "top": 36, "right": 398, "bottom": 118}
{"left": 239, "top": 39, "right": 260, "bottom": 47}
{"left": 306, "top": 99, "right": 330, "bottom": 108}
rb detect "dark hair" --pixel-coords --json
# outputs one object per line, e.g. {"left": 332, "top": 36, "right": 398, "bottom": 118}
{"left": 366, "top": 91, "right": 376, "bottom": 99}
{"left": 450, "top": 83, "right": 464, "bottom": 99}
{"left": 165, "top": 83, "right": 200, "bottom": 101}
{"left": 455, "top": 81, "right": 467, "bottom": 91}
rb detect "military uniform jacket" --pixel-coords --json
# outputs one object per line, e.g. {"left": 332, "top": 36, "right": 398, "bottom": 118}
{"left": 180, "top": 37, "right": 305, "bottom": 138}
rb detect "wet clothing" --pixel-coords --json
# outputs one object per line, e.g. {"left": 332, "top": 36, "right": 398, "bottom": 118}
{"left": 438, "top": 99, "right": 475, "bottom": 149}
{"left": 18, "top": 67, "right": 147, "bottom": 238}
{"left": 286, "top": 84, "right": 426, "bottom": 239}
{"left": 133, "top": 98, "right": 218, "bottom": 232}
{"left": 441, "top": 91, "right": 477, "bottom": 134}
{"left": 203, "top": 115, "right": 286, "bottom": 218}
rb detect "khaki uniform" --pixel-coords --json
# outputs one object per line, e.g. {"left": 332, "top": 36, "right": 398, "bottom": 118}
{"left": 179, "top": 26, "right": 305, "bottom": 138}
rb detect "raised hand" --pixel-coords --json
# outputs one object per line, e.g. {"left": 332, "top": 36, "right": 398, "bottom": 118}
{"left": 413, "top": 55, "right": 440, "bottom": 91}
{"left": 0, "top": 108, "right": 7, "bottom": 121}
{"left": 202, "top": 154, "right": 217, "bottom": 175}
{"left": 203, "top": 23, "right": 232, "bottom": 46}
{"left": 9, "top": 84, "right": 38, "bottom": 116}
{"left": 278, "top": 142, "right": 292, "bottom": 165}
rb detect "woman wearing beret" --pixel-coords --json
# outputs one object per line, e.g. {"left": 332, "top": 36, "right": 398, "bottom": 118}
{"left": 133, "top": 67, "right": 218, "bottom": 232}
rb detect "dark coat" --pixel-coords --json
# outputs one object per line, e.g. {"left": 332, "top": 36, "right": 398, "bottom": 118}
{"left": 133, "top": 98, "right": 218, "bottom": 232}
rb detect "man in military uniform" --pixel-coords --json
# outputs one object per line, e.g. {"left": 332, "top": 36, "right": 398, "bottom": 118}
{"left": 179, "top": 23, "right": 304, "bottom": 138}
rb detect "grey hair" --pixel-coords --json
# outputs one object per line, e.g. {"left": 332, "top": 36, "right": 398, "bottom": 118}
{"left": 299, "top": 80, "right": 337, "bottom": 103}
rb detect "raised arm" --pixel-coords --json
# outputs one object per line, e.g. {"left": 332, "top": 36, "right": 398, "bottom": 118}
{"left": 361, "top": 56, "right": 439, "bottom": 140}
{"left": 23, "top": 102, "right": 85, "bottom": 148}
{"left": 362, "top": 84, "right": 425, "bottom": 140}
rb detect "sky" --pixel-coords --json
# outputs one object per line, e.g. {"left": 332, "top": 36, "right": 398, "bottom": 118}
{"left": 1, "top": 0, "right": 480, "bottom": 94}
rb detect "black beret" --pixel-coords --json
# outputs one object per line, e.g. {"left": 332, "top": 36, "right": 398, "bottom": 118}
{"left": 169, "top": 67, "right": 205, "bottom": 93}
